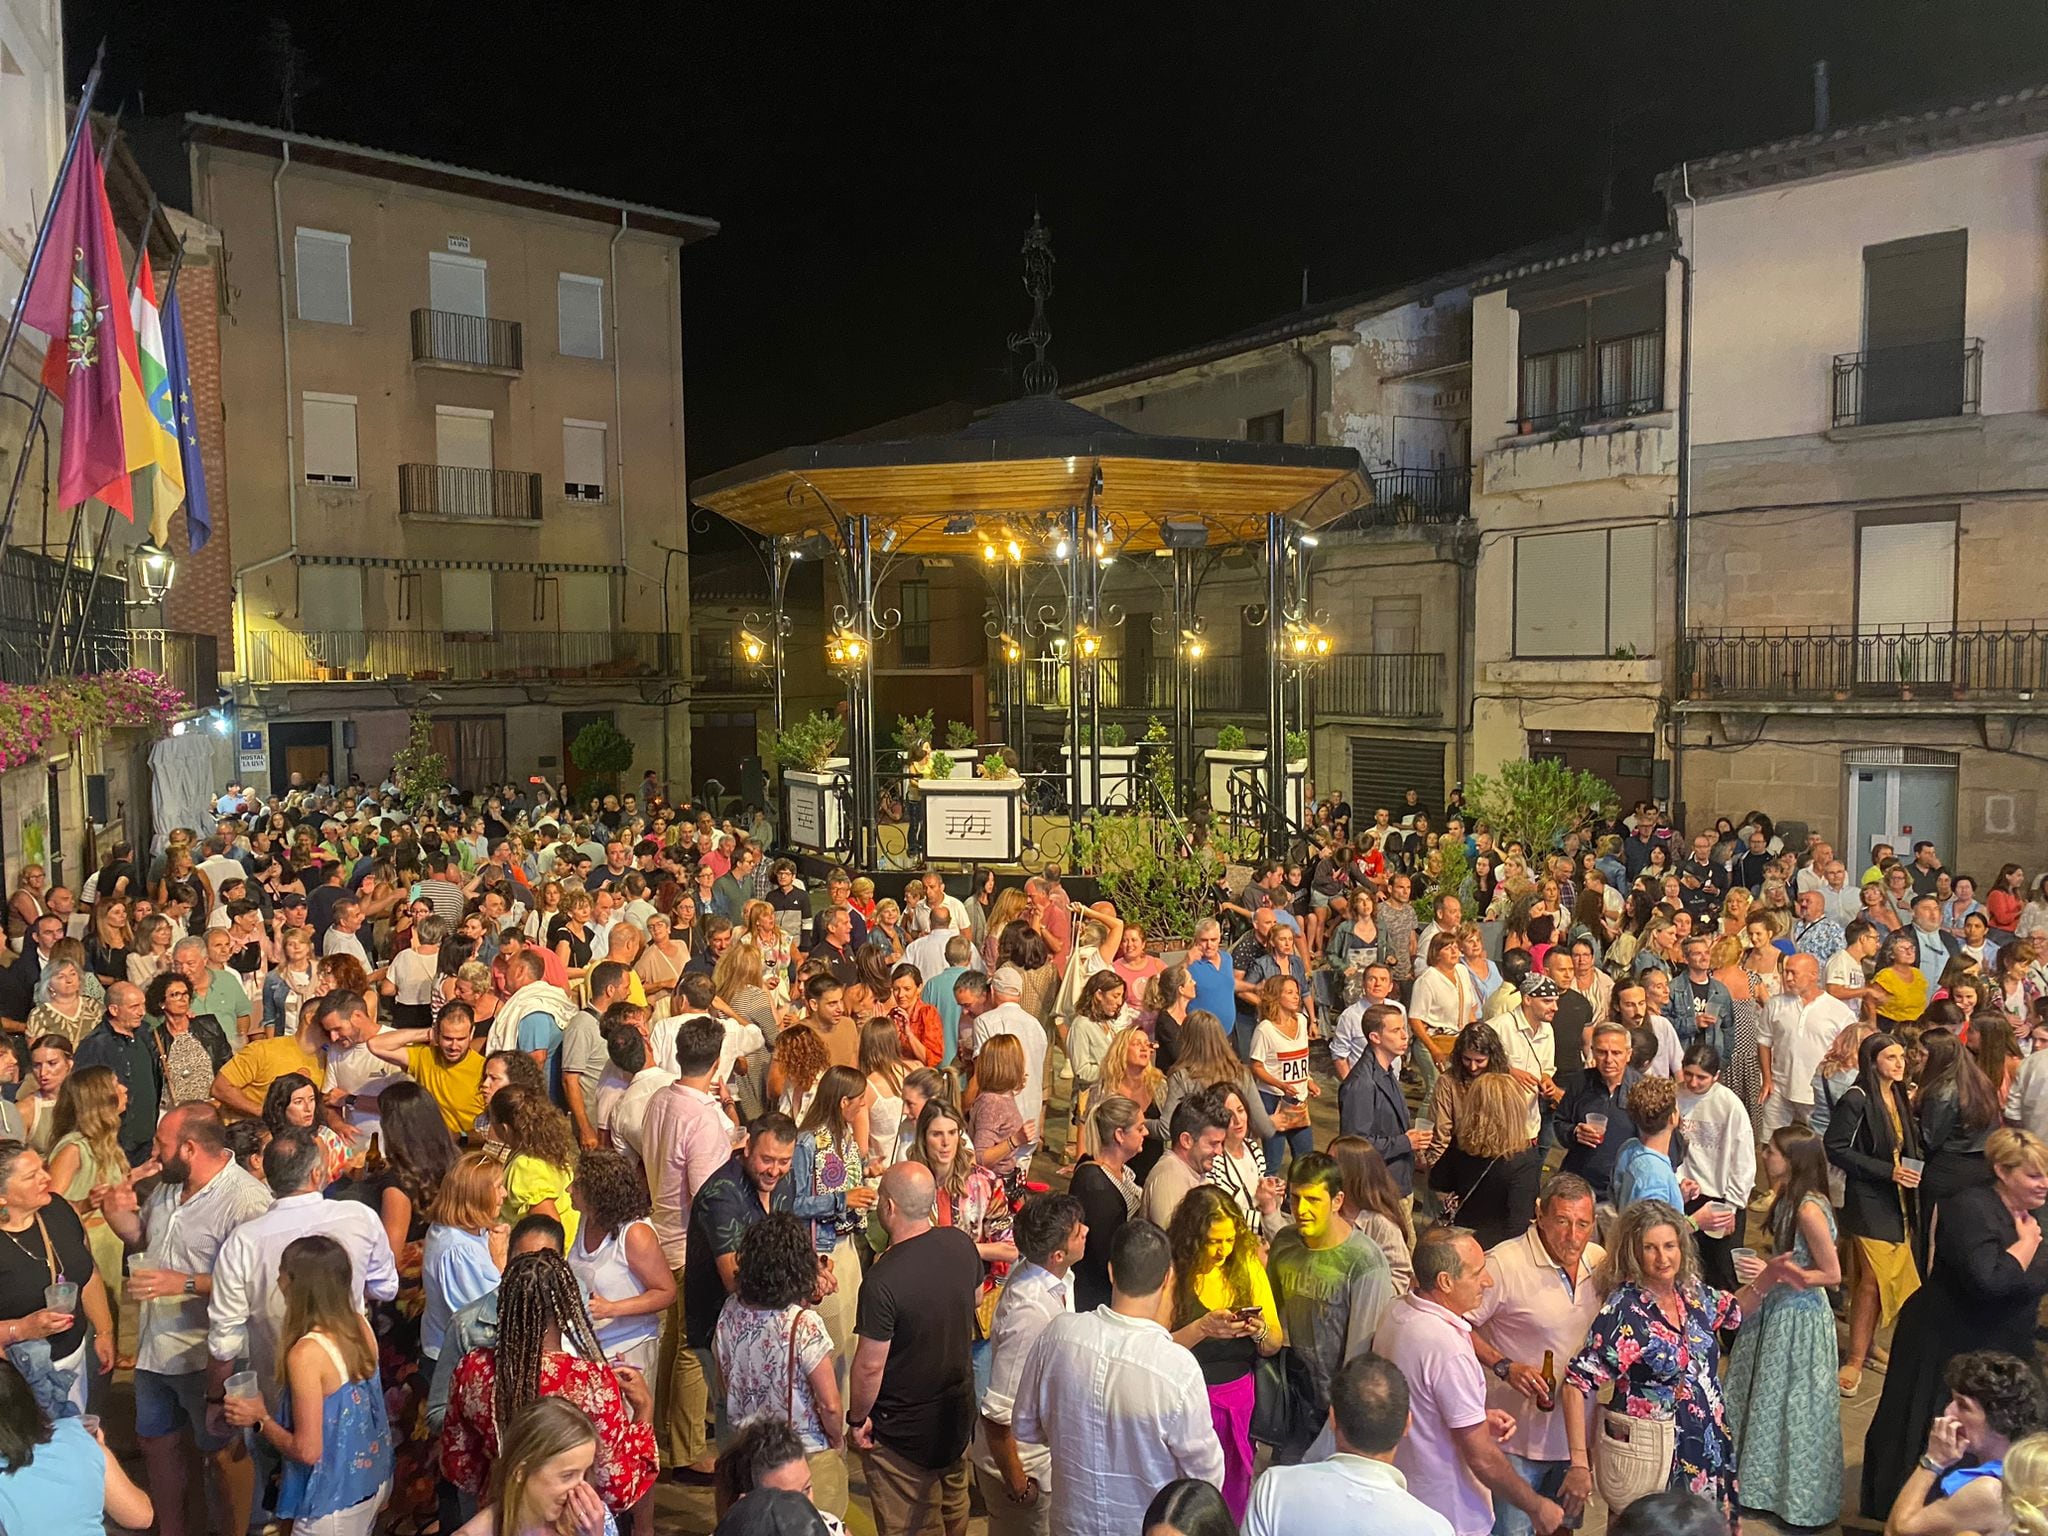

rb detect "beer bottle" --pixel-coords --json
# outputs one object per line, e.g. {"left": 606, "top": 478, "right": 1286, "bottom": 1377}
{"left": 1540, "top": 1348, "right": 1558, "bottom": 1411}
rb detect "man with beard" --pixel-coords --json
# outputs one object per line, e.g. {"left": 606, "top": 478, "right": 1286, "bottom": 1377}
{"left": 101, "top": 1103, "right": 273, "bottom": 1536}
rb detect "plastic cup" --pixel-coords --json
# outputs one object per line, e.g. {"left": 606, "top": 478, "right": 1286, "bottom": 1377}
{"left": 1584, "top": 1113, "right": 1608, "bottom": 1141}
{"left": 1900, "top": 1156, "right": 1925, "bottom": 1176}
{"left": 78, "top": 1414, "right": 100, "bottom": 1437}
{"left": 1412, "top": 1117, "right": 1434, "bottom": 1133}
{"left": 224, "top": 1370, "right": 258, "bottom": 1403}
{"left": 43, "top": 1281, "right": 76, "bottom": 1316}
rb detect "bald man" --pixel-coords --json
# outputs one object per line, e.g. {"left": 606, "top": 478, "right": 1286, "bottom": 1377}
{"left": 848, "top": 1159, "right": 985, "bottom": 1535}
{"left": 74, "top": 979, "right": 162, "bottom": 1160}
{"left": 1757, "top": 951, "right": 1857, "bottom": 1133}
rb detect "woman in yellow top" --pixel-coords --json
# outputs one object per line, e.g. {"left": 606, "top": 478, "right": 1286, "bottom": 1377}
{"left": 486, "top": 1082, "right": 580, "bottom": 1248}
{"left": 1872, "top": 933, "right": 1931, "bottom": 1025}
{"left": 1164, "top": 1185, "right": 1283, "bottom": 1523}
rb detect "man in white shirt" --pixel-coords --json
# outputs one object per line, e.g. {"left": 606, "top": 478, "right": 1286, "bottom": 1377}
{"left": 904, "top": 906, "right": 962, "bottom": 983}
{"left": 207, "top": 1124, "right": 398, "bottom": 1404}
{"left": 971, "top": 1193, "right": 1085, "bottom": 1536}
{"left": 1759, "top": 952, "right": 1857, "bottom": 1133}
{"left": 1244, "top": 1352, "right": 1452, "bottom": 1536}
{"left": 1826, "top": 919, "right": 1885, "bottom": 1011}
{"left": 600, "top": 1022, "right": 677, "bottom": 1158}
{"left": 1494, "top": 976, "right": 1561, "bottom": 1141}
{"left": 914, "top": 871, "right": 976, "bottom": 939}
{"left": 1330, "top": 963, "right": 1405, "bottom": 1080}
{"left": 321, "top": 898, "right": 372, "bottom": 968}
{"left": 1012, "top": 1220, "right": 1225, "bottom": 1536}
{"left": 196, "top": 833, "right": 247, "bottom": 910}
{"left": 975, "top": 967, "right": 1050, "bottom": 1165}
{"left": 102, "top": 1104, "right": 272, "bottom": 1536}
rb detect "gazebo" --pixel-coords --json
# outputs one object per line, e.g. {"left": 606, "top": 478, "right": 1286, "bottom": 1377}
{"left": 690, "top": 392, "right": 1371, "bottom": 868}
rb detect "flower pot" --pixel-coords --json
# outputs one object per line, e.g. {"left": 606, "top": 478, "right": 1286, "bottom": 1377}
{"left": 944, "top": 746, "right": 978, "bottom": 779}
{"left": 1061, "top": 743, "right": 1141, "bottom": 809}
{"left": 785, "top": 763, "right": 851, "bottom": 853}
{"left": 917, "top": 776, "right": 1024, "bottom": 862}
{"left": 1205, "top": 746, "right": 1267, "bottom": 821}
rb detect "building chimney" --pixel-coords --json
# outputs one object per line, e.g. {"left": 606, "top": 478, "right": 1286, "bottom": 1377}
{"left": 1813, "top": 60, "right": 1830, "bottom": 134}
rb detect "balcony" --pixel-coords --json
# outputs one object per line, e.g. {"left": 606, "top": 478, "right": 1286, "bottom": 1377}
{"left": 409, "top": 309, "right": 523, "bottom": 373}
{"left": 1684, "top": 624, "right": 2048, "bottom": 702}
{"left": 1831, "top": 338, "right": 1982, "bottom": 430}
{"left": 130, "top": 630, "right": 220, "bottom": 705}
{"left": 1335, "top": 466, "right": 1470, "bottom": 530}
{"left": 399, "top": 464, "right": 543, "bottom": 522}
{"left": 1021, "top": 651, "right": 1443, "bottom": 719}
{"left": 0, "top": 546, "right": 128, "bottom": 684}
{"left": 241, "top": 629, "right": 677, "bottom": 685}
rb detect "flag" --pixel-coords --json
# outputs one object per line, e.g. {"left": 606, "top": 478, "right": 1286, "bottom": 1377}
{"left": 129, "top": 249, "right": 185, "bottom": 538}
{"left": 160, "top": 285, "right": 210, "bottom": 552}
{"left": 18, "top": 127, "right": 131, "bottom": 515}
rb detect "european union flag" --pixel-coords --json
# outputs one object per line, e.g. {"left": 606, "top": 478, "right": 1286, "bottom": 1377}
{"left": 160, "top": 287, "right": 211, "bottom": 552}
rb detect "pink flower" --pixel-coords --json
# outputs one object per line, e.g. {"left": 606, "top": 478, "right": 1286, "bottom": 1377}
{"left": 1614, "top": 1336, "right": 1643, "bottom": 1370}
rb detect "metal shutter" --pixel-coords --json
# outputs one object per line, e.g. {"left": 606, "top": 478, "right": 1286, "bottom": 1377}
{"left": 558, "top": 274, "right": 605, "bottom": 359}
{"left": 294, "top": 230, "right": 351, "bottom": 324}
{"left": 1349, "top": 736, "right": 1447, "bottom": 822}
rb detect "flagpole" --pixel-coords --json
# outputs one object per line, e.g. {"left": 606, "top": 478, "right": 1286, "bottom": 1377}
{"left": 0, "top": 42, "right": 108, "bottom": 395}
{"left": 57, "top": 505, "right": 114, "bottom": 672}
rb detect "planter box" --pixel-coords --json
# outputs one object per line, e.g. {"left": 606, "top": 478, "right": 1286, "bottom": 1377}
{"left": 785, "top": 759, "right": 851, "bottom": 853}
{"left": 919, "top": 776, "right": 1023, "bottom": 863}
{"left": 942, "top": 747, "right": 978, "bottom": 780}
{"left": 1206, "top": 748, "right": 1310, "bottom": 826}
{"left": 1061, "top": 744, "right": 1140, "bottom": 809}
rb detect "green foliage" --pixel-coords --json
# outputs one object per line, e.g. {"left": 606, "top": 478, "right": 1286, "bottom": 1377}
{"left": 928, "top": 751, "right": 955, "bottom": 780}
{"left": 770, "top": 711, "right": 845, "bottom": 772}
{"left": 1142, "top": 717, "right": 1175, "bottom": 812}
{"left": 944, "top": 718, "right": 978, "bottom": 749}
{"left": 1416, "top": 837, "right": 1472, "bottom": 923}
{"left": 1285, "top": 729, "right": 1309, "bottom": 763}
{"left": 391, "top": 712, "right": 449, "bottom": 815}
{"left": 1215, "top": 723, "right": 1248, "bottom": 751}
{"left": 977, "top": 747, "right": 1016, "bottom": 779}
{"left": 1101, "top": 721, "right": 1127, "bottom": 748}
{"left": 568, "top": 718, "right": 637, "bottom": 793}
{"left": 1142, "top": 716, "right": 1170, "bottom": 744}
{"left": 1072, "top": 814, "right": 1231, "bottom": 944}
{"left": 893, "top": 709, "right": 935, "bottom": 753}
{"left": 1464, "top": 758, "right": 1616, "bottom": 859}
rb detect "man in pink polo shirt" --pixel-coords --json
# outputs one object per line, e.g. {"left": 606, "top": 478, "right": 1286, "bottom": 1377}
{"left": 1373, "top": 1228, "right": 1567, "bottom": 1536}
{"left": 1468, "top": 1175, "right": 1605, "bottom": 1536}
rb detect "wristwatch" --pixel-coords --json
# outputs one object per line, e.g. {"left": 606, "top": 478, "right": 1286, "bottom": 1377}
{"left": 183, "top": 1275, "right": 197, "bottom": 1296}
{"left": 1920, "top": 1454, "right": 1952, "bottom": 1476}
{"left": 1492, "top": 1358, "right": 1514, "bottom": 1382}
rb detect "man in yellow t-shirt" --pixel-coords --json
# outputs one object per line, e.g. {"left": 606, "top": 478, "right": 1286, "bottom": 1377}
{"left": 366, "top": 1001, "right": 488, "bottom": 1137}
{"left": 212, "top": 989, "right": 348, "bottom": 1120}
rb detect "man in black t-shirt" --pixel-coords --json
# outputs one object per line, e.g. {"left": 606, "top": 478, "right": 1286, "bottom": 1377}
{"left": 847, "top": 1160, "right": 982, "bottom": 1533}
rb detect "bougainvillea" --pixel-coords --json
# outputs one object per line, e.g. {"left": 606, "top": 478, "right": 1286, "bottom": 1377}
{"left": 0, "top": 670, "right": 187, "bottom": 771}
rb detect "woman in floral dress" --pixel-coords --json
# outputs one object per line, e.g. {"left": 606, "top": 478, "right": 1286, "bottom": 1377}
{"left": 1559, "top": 1199, "right": 1798, "bottom": 1526}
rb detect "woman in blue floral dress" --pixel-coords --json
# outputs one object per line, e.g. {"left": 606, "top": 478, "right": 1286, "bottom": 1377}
{"left": 1559, "top": 1199, "right": 1796, "bottom": 1528}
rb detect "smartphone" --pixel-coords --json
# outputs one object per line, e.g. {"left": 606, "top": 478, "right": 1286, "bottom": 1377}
{"left": 1233, "top": 1305, "right": 1263, "bottom": 1324}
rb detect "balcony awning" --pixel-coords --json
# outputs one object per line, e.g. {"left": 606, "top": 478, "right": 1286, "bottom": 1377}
{"left": 296, "top": 554, "right": 623, "bottom": 575}
{"left": 691, "top": 395, "right": 1371, "bottom": 556}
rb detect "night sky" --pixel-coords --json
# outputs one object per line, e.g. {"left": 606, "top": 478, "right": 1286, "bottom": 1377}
{"left": 59, "top": 1, "right": 2048, "bottom": 507}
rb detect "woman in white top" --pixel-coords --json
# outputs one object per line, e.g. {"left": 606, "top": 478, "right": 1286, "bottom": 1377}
{"left": 1248, "top": 973, "right": 1318, "bottom": 1166}
{"left": 566, "top": 1149, "right": 674, "bottom": 1375}
{"left": 126, "top": 913, "right": 176, "bottom": 989}
{"left": 1677, "top": 1039, "right": 1758, "bottom": 1295}
{"left": 522, "top": 880, "right": 563, "bottom": 945}
{"left": 1206, "top": 1083, "right": 1285, "bottom": 1242}
{"left": 857, "top": 1019, "right": 908, "bottom": 1173}
{"left": 385, "top": 915, "right": 445, "bottom": 1031}
{"left": 18, "top": 1034, "right": 71, "bottom": 1155}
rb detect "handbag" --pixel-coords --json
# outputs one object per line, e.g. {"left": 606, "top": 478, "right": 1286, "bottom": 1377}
{"left": 1250, "top": 1346, "right": 1319, "bottom": 1453}
{"left": 1593, "top": 1407, "right": 1676, "bottom": 1512}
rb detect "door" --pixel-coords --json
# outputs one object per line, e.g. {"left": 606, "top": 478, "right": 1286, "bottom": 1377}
{"left": 1527, "top": 730, "right": 1655, "bottom": 812}
{"left": 1349, "top": 736, "right": 1446, "bottom": 823}
{"left": 269, "top": 720, "right": 337, "bottom": 795}
{"left": 435, "top": 407, "right": 494, "bottom": 517}
{"left": 1372, "top": 595, "right": 1421, "bottom": 656}
{"left": 431, "top": 717, "right": 507, "bottom": 790}
{"left": 1847, "top": 760, "right": 1957, "bottom": 865}
{"left": 429, "top": 253, "right": 487, "bottom": 318}
{"left": 1856, "top": 514, "right": 1957, "bottom": 687}
{"left": 1863, "top": 232, "right": 1966, "bottom": 424}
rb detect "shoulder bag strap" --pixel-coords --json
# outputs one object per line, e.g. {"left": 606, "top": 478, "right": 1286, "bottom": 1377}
{"left": 786, "top": 1306, "right": 803, "bottom": 1422}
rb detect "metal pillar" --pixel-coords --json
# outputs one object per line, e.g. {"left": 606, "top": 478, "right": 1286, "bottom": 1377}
{"left": 1171, "top": 547, "right": 1194, "bottom": 800}
{"left": 1064, "top": 503, "right": 1085, "bottom": 817}
{"left": 1263, "top": 513, "right": 1289, "bottom": 856}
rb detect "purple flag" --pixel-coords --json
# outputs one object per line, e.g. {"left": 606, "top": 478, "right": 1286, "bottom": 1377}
{"left": 20, "top": 130, "right": 131, "bottom": 514}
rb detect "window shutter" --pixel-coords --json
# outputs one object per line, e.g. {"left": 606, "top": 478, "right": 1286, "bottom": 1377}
{"left": 558, "top": 275, "right": 604, "bottom": 359}
{"left": 1606, "top": 525, "right": 1658, "bottom": 656}
{"left": 440, "top": 571, "right": 494, "bottom": 632}
{"left": 1858, "top": 518, "right": 1957, "bottom": 632}
{"left": 294, "top": 230, "right": 352, "bottom": 324}
{"left": 302, "top": 396, "right": 358, "bottom": 485}
{"left": 1514, "top": 530, "right": 1607, "bottom": 656}
{"left": 563, "top": 421, "right": 607, "bottom": 500}
{"left": 559, "top": 572, "right": 611, "bottom": 630}
{"left": 298, "top": 566, "right": 363, "bottom": 630}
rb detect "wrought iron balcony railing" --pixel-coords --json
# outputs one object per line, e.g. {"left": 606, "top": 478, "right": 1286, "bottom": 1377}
{"left": 0, "top": 546, "right": 129, "bottom": 684}
{"left": 1831, "top": 337, "right": 1982, "bottom": 429}
{"left": 240, "top": 629, "right": 676, "bottom": 684}
{"left": 130, "top": 630, "right": 221, "bottom": 705}
{"left": 1020, "top": 651, "right": 1443, "bottom": 719}
{"left": 409, "top": 309, "right": 524, "bottom": 372}
{"left": 1684, "top": 624, "right": 2048, "bottom": 700}
{"left": 398, "top": 464, "right": 543, "bottom": 522}
{"left": 1336, "top": 466, "right": 1470, "bottom": 530}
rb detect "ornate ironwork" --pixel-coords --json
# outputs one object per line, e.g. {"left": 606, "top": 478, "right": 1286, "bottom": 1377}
{"left": 1007, "top": 210, "right": 1057, "bottom": 397}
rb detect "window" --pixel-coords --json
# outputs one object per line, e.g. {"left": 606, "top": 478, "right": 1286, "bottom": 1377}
{"left": 428, "top": 252, "right": 487, "bottom": 318}
{"left": 900, "top": 579, "right": 930, "bottom": 665}
{"left": 1371, "top": 595, "right": 1421, "bottom": 655}
{"left": 1512, "top": 526, "right": 1657, "bottom": 658}
{"left": 1856, "top": 232, "right": 1971, "bottom": 426}
{"left": 1857, "top": 512, "right": 1957, "bottom": 685}
{"left": 563, "top": 420, "right": 607, "bottom": 501}
{"left": 294, "top": 229, "right": 352, "bottom": 325}
{"left": 1514, "top": 279, "right": 1664, "bottom": 428}
{"left": 558, "top": 274, "right": 604, "bottom": 359}
{"left": 298, "top": 564, "right": 363, "bottom": 630}
{"left": 435, "top": 406, "right": 494, "bottom": 470}
{"left": 1245, "top": 410, "right": 1285, "bottom": 442}
{"left": 302, "top": 394, "right": 358, "bottom": 485}
{"left": 441, "top": 570, "right": 494, "bottom": 633}
{"left": 558, "top": 572, "right": 611, "bottom": 630}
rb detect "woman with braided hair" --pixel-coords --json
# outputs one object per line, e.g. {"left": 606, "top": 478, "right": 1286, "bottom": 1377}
{"left": 440, "top": 1248, "right": 657, "bottom": 1527}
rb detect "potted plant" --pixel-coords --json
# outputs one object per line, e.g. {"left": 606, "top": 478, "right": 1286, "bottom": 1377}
{"left": 1205, "top": 722, "right": 1268, "bottom": 828}
{"left": 942, "top": 717, "right": 979, "bottom": 778}
{"left": 773, "top": 711, "right": 850, "bottom": 852}
{"left": 921, "top": 746, "right": 1024, "bottom": 862}
{"left": 1063, "top": 719, "right": 1141, "bottom": 809}
{"left": 977, "top": 747, "right": 1017, "bottom": 779}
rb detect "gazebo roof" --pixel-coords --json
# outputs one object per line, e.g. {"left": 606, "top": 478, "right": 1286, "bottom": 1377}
{"left": 690, "top": 396, "right": 1371, "bottom": 555}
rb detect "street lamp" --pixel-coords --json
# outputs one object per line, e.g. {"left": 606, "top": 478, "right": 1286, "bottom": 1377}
{"left": 824, "top": 625, "right": 868, "bottom": 676}
{"left": 737, "top": 628, "right": 767, "bottom": 667}
{"left": 136, "top": 540, "right": 176, "bottom": 602}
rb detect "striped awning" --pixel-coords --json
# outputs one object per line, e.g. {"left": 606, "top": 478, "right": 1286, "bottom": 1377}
{"left": 296, "top": 554, "right": 623, "bottom": 574}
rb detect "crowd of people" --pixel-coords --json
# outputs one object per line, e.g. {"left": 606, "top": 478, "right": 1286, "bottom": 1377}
{"left": 2, "top": 770, "right": 2048, "bottom": 1536}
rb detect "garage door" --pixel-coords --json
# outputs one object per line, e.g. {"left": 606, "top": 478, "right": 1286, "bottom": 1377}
{"left": 1350, "top": 736, "right": 1447, "bottom": 822}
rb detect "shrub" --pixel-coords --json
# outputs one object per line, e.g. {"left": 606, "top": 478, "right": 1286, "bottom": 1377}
{"left": 568, "top": 719, "right": 636, "bottom": 795}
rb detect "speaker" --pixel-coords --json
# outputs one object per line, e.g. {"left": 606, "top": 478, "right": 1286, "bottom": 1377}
{"left": 342, "top": 721, "right": 358, "bottom": 751}
{"left": 85, "top": 774, "right": 109, "bottom": 824}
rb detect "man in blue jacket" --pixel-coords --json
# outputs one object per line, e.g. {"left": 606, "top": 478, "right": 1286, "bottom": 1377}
{"left": 1336, "top": 1005, "right": 1431, "bottom": 1195}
